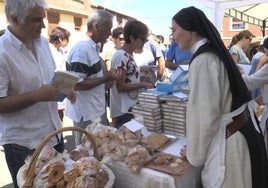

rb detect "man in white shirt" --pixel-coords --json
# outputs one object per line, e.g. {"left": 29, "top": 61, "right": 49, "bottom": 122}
{"left": 66, "top": 9, "right": 119, "bottom": 145}
{"left": 0, "top": 1, "right": 75, "bottom": 187}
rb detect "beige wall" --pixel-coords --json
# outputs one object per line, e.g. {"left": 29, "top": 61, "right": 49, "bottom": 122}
{"left": 0, "top": 1, "right": 6, "bottom": 30}
{"left": 59, "top": 13, "right": 87, "bottom": 34}
{"left": 57, "top": 13, "right": 88, "bottom": 51}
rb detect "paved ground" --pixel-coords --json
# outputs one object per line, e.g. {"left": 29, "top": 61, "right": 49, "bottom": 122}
{"left": 0, "top": 115, "right": 75, "bottom": 188}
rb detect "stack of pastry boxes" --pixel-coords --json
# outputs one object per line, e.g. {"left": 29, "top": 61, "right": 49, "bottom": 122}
{"left": 132, "top": 89, "right": 165, "bottom": 132}
{"left": 159, "top": 95, "right": 187, "bottom": 137}
{"left": 132, "top": 89, "right": 188, "bottom": 137}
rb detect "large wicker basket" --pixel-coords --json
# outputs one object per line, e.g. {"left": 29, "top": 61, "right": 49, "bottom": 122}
{"left": 17, "top": 126, "right": 115, "bottom": 188}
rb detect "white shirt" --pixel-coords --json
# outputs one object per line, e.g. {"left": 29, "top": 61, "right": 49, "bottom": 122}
{"left": 243, "top": 63, "right": 268, "bottom": 104}
{"left": 133, "top": 48, "right": 155, "bottom": 67}
{"left": 66, "top": 36, "right": 105, "bottom": 122}
{"left": 187, "top": 40, "right": 251, "bottom": 188}
{"left": 49, "top": 43, "right": 67, "bottom": 110}
{"left": 110, "top": 49, "right": 139, "bottom": 118}
{"left": 49, "top": 43, "right": 66, "bottom": 72}
{"left": 0, "top": 28, "right": 61, "bottom": 149}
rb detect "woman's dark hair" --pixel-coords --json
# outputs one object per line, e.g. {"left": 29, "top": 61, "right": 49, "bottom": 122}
{"left": 246, "top": 41, "right": 263, "bottom": 61}
{"left": 262, "top": 37, "right": 268, "bottom": 49}
{"left": 112, "top": 27, "right": 123, "bottom": 38}
{"left": 123, "top": 19, "right": 148, "bottom": 44}
{"left": 49, "top": 27, "right": 70, "bottom": 44}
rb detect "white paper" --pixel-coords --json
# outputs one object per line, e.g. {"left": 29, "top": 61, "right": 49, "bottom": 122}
{"left": 162, "top": 137, "right": 186, "bottom": 157}
{"left": 123, "top": 120, "right": 150, "bottom": 136}
{"left": 179, "top": 65, "right": 189, "bottom": 71}
{"left": 169, "top": 66, "right": 184, "bottom": 83}
{"left": 172, "top": 91, "right": 189, "bottom": 100}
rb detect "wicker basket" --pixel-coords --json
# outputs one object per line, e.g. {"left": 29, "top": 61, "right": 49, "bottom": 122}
{"left": 17, "top": 126, "right": 114, "bottom": 188}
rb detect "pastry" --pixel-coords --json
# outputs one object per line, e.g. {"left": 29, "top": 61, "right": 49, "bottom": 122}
{"left": 147, "top": 133, "right": 171, "bottom": 150}
{"left": 64, "top": 168, "right": 80, "bottom": 182}
{"left": 69, "top": 148, "right": 89, "bottom": 161}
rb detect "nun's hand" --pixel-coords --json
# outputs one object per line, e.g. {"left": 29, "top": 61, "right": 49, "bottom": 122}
{"left": 180, "top": 145, "right": 187, "bottom": 160}
{"left": 236, "top": 64, "right": 245, "bottom": 75}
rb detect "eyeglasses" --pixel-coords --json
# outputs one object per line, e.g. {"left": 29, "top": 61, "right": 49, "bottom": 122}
{"left": 246, "top": 37, "right": 252, "bottom": 42}
{"left": 137, "top": 36, "right": 148, "bottom": 43}
{"left": 170, "top": 27, "right": 177, "bottom": 33}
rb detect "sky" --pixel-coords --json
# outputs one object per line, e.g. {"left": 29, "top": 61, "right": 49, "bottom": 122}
{"left": 91, "top": 0, "right": 211, "bottom": 42}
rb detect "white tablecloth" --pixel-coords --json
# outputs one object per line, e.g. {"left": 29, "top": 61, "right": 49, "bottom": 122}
{"left": 107, "top": 161, "right": 202, "bottom": 188}
{"left": 107, "top": 137, "right": 202, "bottom": 188}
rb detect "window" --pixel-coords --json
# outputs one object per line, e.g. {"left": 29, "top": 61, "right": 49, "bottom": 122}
{"left": 47, "top": 12, "right": 60, "bottom": 35}
{"left": 72, "top": 0, "right": 83, "bottom": 4}
{"left": 74, "top": 17, "right": 82, "bottom": 31}
{"left": 47, "top": 12, "right": 59, "bottom": 24}
{"left": 231, "top": 18, "right": 246, "bottom": 30}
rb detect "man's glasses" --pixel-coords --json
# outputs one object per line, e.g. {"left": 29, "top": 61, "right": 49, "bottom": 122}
{"left": 137, "top": 36, "right": 148, "bottom": 43}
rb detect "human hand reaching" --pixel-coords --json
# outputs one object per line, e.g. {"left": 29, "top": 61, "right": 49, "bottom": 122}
{"left": 67, "top": 89, "right": 76, "bottom": 104}
{"left": 180, "top": 145, "right": 187, "bottom": 160}
{"left": 107, "top": 68, "right": 121, "bottom": 81}
{"left": 35, "top": 85, "right": 60, "bottom": 102}
{"left": 141, "top": 82, "right": 155, "bottom": 89}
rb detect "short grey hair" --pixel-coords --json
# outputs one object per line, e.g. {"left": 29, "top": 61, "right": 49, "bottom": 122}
{"left": 87, "top": 9, "right": 113, "bottom": 31}
{"left": 5, "top": 0, "right": 48, "bottom": 24}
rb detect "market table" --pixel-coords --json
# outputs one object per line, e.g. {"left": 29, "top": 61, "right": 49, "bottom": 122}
{"left": 107, "top": 137, "right": 202, "bottom": 188}
{"left": 107, "top": 161, "right": 202, "bottom": 188}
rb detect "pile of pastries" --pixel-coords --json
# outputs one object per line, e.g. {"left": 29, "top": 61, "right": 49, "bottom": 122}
{"left": 153, "top": 153, "right": 183, "bottom": 168}
{"left": 83, "top": 124, "right": 154, "bottom": 174}
{"left": 83, "top": 123, "right": 175, "bottom": 174}
{"left": 18, "top": 123, "right": 182, "bottom": 187}
{"left": 18, "top": 145, "right": 110, "bottom": 188}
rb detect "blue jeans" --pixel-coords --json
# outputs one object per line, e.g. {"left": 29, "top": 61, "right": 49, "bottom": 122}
{"left": 3, "top": 136, "right": 64, "bottom": 188}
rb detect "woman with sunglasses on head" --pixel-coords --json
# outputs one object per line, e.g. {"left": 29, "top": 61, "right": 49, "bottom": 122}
{"left": 109, "top": 20, "right": 154, "bottom": 128}
{"left": 173, "top": 6, "right": 268, "bottom": 188}
{"left": 104, "top": 27, "right": 125, "bottom": 71}
{"left": 228, "top": 30, "right": 255, "bottom": 65}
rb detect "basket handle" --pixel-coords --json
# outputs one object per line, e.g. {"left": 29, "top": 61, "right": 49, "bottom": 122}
{"left": 23, "top": 126, "right": 98, "bottom": 188}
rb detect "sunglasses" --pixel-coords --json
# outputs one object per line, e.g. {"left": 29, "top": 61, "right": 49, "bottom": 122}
{"left": 246, "top": 37, "right": 252, "bottom": 42}
{"left": 137, "top": 36, "right": 148, "bottom": 43}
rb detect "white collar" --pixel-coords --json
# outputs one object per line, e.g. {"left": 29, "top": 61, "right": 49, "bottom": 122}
{"left": 191, "top": 38, "right": 208, "bottom": 54}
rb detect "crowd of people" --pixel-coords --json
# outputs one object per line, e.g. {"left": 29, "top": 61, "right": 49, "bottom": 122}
{"left": 0, "top": 0, "right": 267, "bottom": 188}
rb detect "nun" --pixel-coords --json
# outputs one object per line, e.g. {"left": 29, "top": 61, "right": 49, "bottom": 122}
{"left": 173, "top": 6, "right": 268, "bottom": 188}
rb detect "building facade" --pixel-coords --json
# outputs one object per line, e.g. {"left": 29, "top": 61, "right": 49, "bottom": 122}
{"left": 0, "top": 0, "right": 134, "bottom": 47}
{"left": 0, "top": 0, "right": 267, "bottom": 48}
{"left": 222, "top": 15, "right": 268, "bottom": 47}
